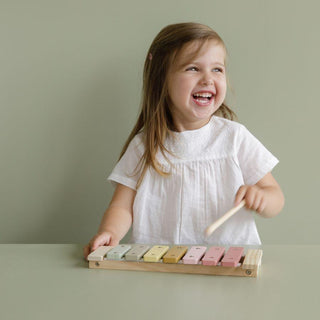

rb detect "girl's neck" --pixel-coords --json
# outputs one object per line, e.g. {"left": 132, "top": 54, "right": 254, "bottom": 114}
{"left": 172, "top": 116, "right": 212, "bottom": 132}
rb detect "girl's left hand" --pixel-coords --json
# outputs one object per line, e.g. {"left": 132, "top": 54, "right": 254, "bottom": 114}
{"left": 234, "top": 185, "right": 267, "bottom": 214}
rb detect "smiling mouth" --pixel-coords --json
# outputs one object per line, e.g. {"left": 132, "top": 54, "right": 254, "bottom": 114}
{"left": 192, "top": 92, "right": 214, "bottom": 105}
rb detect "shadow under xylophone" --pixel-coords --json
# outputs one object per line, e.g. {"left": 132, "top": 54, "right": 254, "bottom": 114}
{"left": 88, "top": 244, "right": 263, "bottom": 277}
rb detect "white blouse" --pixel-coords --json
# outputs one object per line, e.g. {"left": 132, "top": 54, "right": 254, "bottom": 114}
{"left": 108, "top": 116, "right": 279, "bottom": 245}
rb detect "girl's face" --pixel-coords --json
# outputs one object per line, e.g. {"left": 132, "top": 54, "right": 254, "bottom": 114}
{"left": 167, "top": 40, "right": 227, "bottom": 131}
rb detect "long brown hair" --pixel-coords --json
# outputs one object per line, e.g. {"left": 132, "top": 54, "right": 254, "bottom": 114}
{"left": 119, "top": 22, "right": 236, "bottom": 188}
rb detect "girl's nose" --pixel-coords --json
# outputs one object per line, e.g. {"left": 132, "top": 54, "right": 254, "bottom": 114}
{"left": 201, "top": 73, "right": 214, "bottom": 86}
{"left": 202, "top": 79, "right": 213, "bottom": 86}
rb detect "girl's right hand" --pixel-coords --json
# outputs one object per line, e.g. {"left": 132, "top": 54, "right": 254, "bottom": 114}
{"left": 83, "top": 231, "right": 120, "bottom": 260}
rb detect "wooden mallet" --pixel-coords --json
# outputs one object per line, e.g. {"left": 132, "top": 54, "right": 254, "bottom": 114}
{"left": 205, "top": 200, "right": 246, "bottom": 237}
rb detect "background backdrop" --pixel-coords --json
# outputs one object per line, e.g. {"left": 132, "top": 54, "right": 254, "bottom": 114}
{"left": 1, "top": 0, "right": 319, "bottom": 244}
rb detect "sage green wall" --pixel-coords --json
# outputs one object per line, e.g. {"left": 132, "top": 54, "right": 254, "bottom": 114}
{"left": 1, "top": 0, "right": 319, "bottom": 244}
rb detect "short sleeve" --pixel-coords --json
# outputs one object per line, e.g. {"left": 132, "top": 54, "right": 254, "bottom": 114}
{"left": 236, "top": 125, "right": 279, "bottom": 185}
{"left": 107, "top": 134, "right": 144, "bottom": 191}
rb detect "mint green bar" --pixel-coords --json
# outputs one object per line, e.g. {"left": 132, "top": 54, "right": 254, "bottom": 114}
{"left": 106, "top": 244, "right": 131, "bottom": 260}
{"left": 125, "top": 244, "right": 150, "bottom": 261}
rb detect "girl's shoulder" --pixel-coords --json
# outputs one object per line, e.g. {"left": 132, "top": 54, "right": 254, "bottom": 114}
{"left": 132, "top": 131, "right": 144, "bottom": 144}
{"left": 122, "top": 132, "right": 145, "bottom": 156}
{"left": 211, "top": 116, "right": 246, "bottom": 137}
{"left": 212, "top": 115, "right": 241, "bottom": 127}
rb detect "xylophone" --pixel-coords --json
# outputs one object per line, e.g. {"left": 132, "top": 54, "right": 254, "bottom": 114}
{"left": 88, "top": 244, "right": 263, "bottom": 277}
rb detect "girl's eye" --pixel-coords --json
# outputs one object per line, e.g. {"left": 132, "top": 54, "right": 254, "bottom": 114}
{"left": 186, "top": 67, "right": 224, "bottom": 72}
{"left": 186, "top": 66, "right": 198, "bottom": 71}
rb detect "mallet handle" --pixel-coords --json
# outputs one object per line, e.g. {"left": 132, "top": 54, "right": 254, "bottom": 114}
{"left": 205, "top": 200, "right": 246, "bottom": 237}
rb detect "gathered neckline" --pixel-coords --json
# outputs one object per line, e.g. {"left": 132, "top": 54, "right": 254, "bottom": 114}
{"left": 170, "top": 116, "right": 215, "bottom": 137}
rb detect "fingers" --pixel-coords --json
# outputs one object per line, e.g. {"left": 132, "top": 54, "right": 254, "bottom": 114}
{"left": 83, "top": 232, "right": 117, "bottom": 260}
{"left": 235, "top": 185, "right": 267, "bottom": 214}
{"left": 109, "top": 238, "right": 120, "bottom": 246}
{"left": 234, "top": 185, "right": 247, "bottom": 206}
{"left": 91, "top": 233, "right": 111, "bottom": 251}
{"left": 90, "top": 237, "right": 103, "bottom": 252}
{"left": 245, "top": 187, "right": 260, "bottom": 210}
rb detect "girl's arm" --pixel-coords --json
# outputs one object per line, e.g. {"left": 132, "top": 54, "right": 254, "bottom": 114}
{"left": 83, "top": 183, "right": 136, "bottom": 259}
{"left": 234, "top": 172, "right": 284, "bottom": 218}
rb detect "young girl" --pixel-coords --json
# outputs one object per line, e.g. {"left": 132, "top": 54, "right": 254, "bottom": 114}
{"left": 84, "top": 22, "right": 284, "bottom": 258}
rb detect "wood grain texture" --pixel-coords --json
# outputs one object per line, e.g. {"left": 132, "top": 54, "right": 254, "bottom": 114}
{"left": 89, "top": 259, "right": 260, "bottom": 277}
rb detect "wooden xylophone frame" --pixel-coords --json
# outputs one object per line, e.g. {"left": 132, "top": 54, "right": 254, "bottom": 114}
{"left": 88, "top": 246, "right": 263, "bottom": 278}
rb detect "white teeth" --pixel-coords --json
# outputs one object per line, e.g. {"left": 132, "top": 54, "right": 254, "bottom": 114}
{"left": 193, "top": 92, "right": 213, "bottom": 98}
